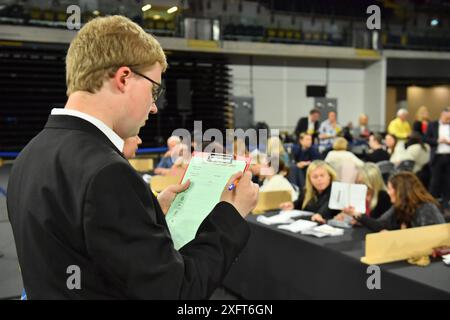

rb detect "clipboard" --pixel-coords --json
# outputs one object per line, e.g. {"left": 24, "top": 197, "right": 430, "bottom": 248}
{"left": 166, "top": 152, "right": 251, "bottom": 250}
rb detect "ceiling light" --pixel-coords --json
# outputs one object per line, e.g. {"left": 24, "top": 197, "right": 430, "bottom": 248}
{"left": 167, "top": 6, "right": 178, "bottom": 14}
{"left": 430, "top": 18, "right": 439, "bottom": 27}
{"left": 142, "top": 4, "right": 152, "bottom": 12}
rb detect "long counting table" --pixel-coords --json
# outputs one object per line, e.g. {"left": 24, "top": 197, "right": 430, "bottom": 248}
{"left": 223, "top": 214, "right": 450, "bottom": 299}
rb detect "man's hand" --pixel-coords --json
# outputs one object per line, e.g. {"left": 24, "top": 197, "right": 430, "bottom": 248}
{"left": 220, "top": 171, "right": 259, "bottom": 218}
{"left": 157, "top": 180, "right": 190, "bottom": 215}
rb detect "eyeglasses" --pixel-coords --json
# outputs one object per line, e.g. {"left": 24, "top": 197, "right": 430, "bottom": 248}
{"left": 129, "top": 68, "right": 165, "bottom": 103}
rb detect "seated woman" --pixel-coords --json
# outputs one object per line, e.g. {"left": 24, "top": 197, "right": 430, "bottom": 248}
{"left": 325, "top": 137, "right": 364, "bottom": 171}
{"left": 335, "top": 163, "right": 391, "bottom": 222}
{"left": 365, "top": 133, "right": 390, "bottom": 163}
{"left": 267, "top": 136, "right": 290, "bottom": 165}
{"left": 400, "top": 132, "right": 431, "bottom": 173}
{"left": 385, "top": 133, "right": 407, "bottom": 166}
{"left": 343, "top": 172, "right": 445, "bottom": 232}
{"left": 280, "top": 160, "right": 339, "bottom": 224}
{"left": 260, "top": 158, "right": 298, "bottom": 201}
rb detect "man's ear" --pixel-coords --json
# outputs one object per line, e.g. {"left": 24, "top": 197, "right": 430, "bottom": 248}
{"left": 113, "top": 66, "right": 132, "bottom": 92}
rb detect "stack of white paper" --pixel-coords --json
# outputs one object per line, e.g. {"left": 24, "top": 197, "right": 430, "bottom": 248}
{"left": 256, "top": 210, "right": 314, "bottom": 225}
{"left": 313, "top": 224, "right": 345, "bottom": 236}
{"left": 279, "top": 210, "right": 314, "bottom": 218}
{"left": 301, "top": 229, "right": 329, "bottom": 238}
{"left": 256, "top": 214, "right": 295, "bottom": 225}
{"left": 301, "top": 224, "right": 345, "bottom": 238}
{"left": 443, "top": 254, "right": 450, "bottom": 265}
{"left": 277, "top": 220, "right": 318, "bottom": 233}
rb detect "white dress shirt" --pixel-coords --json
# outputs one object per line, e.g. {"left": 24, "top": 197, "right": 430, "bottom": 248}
{"left": 437, "top": 122, "right": 450, "bottom": 155}
{"left": 51, "top": 108, "right": 124, "bottom": 152}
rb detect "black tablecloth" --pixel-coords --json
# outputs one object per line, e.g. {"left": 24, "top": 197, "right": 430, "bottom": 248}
{"left": 223, "top": 214, "right": 450, "bottom": 299}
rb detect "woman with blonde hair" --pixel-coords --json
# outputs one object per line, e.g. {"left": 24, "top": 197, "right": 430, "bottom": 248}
{"left": 336, "top": 163, "right": 391, "bottom": 222}
{"left": 280, "top": 160, "right": 339, "bottom": 223}
{"left": 324, "top": 137, "right": 363, "bottom": 181}
{"left": 344, "top": 172, "right": 444, "bottom": 231}
{"left": 413, "top": 105, "right": 430, "bottom": 137}
{"left": 267, "top": 136, "right": 290, "bottom": 165}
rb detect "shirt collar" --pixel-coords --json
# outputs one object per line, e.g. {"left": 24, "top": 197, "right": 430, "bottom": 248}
{"left": 51, "top": 108, "right": 124, "bottom": 152}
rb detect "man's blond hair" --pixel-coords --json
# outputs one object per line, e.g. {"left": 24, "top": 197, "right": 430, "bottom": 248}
{"left": 66, "top": 15, "right": 167, "bottom": 96}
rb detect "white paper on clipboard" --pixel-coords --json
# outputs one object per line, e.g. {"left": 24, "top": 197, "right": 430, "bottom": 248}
{"left": 165, "top": 152, "right": 250, "bottom": 250}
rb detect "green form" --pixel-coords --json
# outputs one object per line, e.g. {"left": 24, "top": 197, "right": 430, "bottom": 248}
{"left": 166, "top": 153, "right": 248, "bottom": 250}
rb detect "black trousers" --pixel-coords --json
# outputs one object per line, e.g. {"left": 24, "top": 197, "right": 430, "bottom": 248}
{"left": 430, "top": 154, "right": 450, "bottom": 208}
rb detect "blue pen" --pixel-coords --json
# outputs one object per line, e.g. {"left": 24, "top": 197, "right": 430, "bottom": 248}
{"left": 228, "top": 178, "right": 241, "bottom": 191}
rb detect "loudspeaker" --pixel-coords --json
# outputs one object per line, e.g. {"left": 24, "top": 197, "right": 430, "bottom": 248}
{"left": 306, "top": 85, "right": 327, "bottom": 97}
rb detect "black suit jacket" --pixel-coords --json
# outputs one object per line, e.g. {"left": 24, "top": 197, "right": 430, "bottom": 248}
{"left": 425, "top": 121, "right": 440, "bottom": 163}
{"left": 294, "top": 117, "right": 319, "bottom": 139}
{"left": 7, "top": 115, "right": 250, "bottom": 299}
{"left": 413, "top": 120, "right": 428, "bottom": 136}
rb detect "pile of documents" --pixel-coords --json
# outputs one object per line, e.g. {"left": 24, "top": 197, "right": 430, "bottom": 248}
{"left": 278, "top": 220, "right": 317, "bottom": 232}
{"left": 279, "top": 221, "right": 344, "bottom": 238}
{"left": 301, "top": 224, "right": 345, "bottom": 237}
{"left": 256, "top": 210, "right": 313, "bottom": 225}
{"left": 443, "top": 254, "right": 450, "bottom": 266}
{"left": 257, "top": 211, "right": 345, "bottom": 238}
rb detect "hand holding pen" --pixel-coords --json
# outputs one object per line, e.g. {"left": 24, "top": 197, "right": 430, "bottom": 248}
{"left": 220, "top": 171, "right": 259, "bottom": 218}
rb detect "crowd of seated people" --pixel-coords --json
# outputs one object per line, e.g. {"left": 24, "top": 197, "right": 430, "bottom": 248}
{"left": 262, "top": 106, "right": 449, "bottom": 232}
{"left": 135, "top": 106, "right": 449, "bottom": 234}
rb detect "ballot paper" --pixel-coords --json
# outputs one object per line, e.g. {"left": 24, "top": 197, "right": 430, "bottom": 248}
{"left": 166, "top": 153, "right": 250, "bottom": 250}
{"left": 313, "top": 224, "right": 345, "bottom": 236}
{"left": 256, "top": 210, "right": 314, "bottom": 225}
{"left": 279, "top": 210, "right": 314, "bottom": 218}
{"left": 277, "top": 220, "right": 318, "bottom": 233}
{"left": 256, "top": 215, "right": 295, "bottom": 225}
{"left": 329, "top": 182, "right": 368, "bottom": 214}
{"left": 443, "top": 254, "right": 450, "bottom": 265}
{"left": 301, "top": 229, "right": 329, "bottom": 238}
{"left": 301, "top": 224, "right": 345, "bottom": 238}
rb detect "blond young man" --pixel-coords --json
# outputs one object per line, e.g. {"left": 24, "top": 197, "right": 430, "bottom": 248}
{"left": 7, "top": 16, "right": 258, "bottom": 299}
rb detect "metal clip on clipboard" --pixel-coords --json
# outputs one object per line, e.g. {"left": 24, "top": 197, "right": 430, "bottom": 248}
{"left": 206, "top": 153, "right": 233, "bottom": 165}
